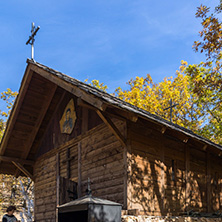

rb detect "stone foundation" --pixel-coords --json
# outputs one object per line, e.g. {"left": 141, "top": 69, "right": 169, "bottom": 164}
{"left": 122, "top": 216, "right": 222, "bottom": 222}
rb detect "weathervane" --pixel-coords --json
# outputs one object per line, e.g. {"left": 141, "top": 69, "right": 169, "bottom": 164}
{"left": 26, "top": 22, "right": 40, "bottom": 60}
{"left": 163, "top": 99, "right": 179, "bottom": 122}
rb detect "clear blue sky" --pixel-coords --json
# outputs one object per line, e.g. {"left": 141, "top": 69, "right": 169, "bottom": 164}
{"left": 0, "top": 0, "right": 217, "bottom": 99}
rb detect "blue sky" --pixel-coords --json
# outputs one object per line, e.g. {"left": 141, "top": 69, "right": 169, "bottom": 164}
{"left": 0, "top": 0, "right": 218, "bottom": 101}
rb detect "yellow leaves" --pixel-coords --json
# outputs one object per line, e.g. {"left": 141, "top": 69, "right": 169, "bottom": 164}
{"left": 179, "top": 60, "right": 188, "bottom": 73}
{"left": 114, "top": 62, "right": 201, "bottom": 130}
{"left": 0, "top": 88, "right": 17, "bottom": 143}
{"left": 0, "top": 174, "right": 34, "bottom": 217}
{"left": 185, "top": 60, "right": 222, "bottom": 144}
{"left": 84, "top": 79, "right": 108, "bottom": 92}
{"left": 194, "top": 2, "right": 222, "bottom": 60}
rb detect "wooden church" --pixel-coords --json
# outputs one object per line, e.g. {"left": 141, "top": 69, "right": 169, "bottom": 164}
{"left": 1, "top": 59, "right": 222, "bottom": 221}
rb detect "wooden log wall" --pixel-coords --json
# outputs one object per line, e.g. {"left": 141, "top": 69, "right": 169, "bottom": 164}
{"left": 80, "top": 118, "right": 125, "bottom": 203}
{"left": 129, "top": 121, "right": 169, "bottom": 216}
{"left": 37, "top": 94, "right": 103, "bottom": 157}
{"left": 34, "top": 116, "right": 126, "bottom": 221}
{"left": 189, "top": 146, "right": 207, "bottom": 212}
{"left": 210, "top": 153, "right": 222, "bottom": 212}
{"left": 128, "top": 119, "right": 222, "bottom": 216}
{"left": 34, "top": 154, "right": 57, "bottom": 222}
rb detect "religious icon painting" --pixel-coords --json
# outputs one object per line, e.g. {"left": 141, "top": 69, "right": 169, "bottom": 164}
{"left": 59, "top": 99, "right": 76, "bottom": 134}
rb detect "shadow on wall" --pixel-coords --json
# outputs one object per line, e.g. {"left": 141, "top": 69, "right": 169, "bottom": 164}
{"left": 129, "top": 151, "right": 220, "bottom": 216}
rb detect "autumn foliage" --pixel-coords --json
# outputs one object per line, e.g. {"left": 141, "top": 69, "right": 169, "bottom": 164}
{"left": 115, "top": 61, "right": 202, "bottom": 132}
{"left": 0, "top": 2, "right": 222, "bottom": 218}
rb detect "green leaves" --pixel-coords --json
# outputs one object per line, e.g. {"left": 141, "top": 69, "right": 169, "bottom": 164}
{"left": 185, "top": 61, "right": 222, "bottom": 144}
{"left": 114, "top": 60, "right": 222, "bottom": 145}
{"left": 114, "top": 61, "right": 203, "bottom": 132}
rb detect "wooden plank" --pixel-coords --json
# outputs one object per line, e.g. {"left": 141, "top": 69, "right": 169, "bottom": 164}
{"left": 81, "top": 107, "right": 88, "bottom": 134}
{"left": 56, "top": 153, "right": 60, "bottom": 207}
{"left": 81, "top": 150, "right": 123, "bottom": 171}
{"left": 185, "top": 144, "right": 190, "bottom": 211}
{"left": 124, "top": 124, "right": 132, "bottom": 210}
{"left": 66, "top": 148, "right": 71, "bottom": 179}
{"left": 35, "top": 90, "right": 66, "bottom": 154}
{"left": 206, "top": 151, "right": 211, "bottom": 212}
{"left": 160, "top": 137, "right": 165, "bottom": 214}
{"left": 30, "top": 64, "right": 106, "bottom": 111}
{"left": 78, "top": 142, "right": 82, "bottom": 197}
{"left": 15, "top": 84, "right": 57, "bottom": 177}
{"left": 0, "top": 67, "right": 33, "bottom": 156}
{"left": 12, "top": 161, "right": 33, "bottom": 180}
{"left": 0, "top": 155, "right": 34, "bottom": 165}
{"left": 96, "top": 110, "right": 126, "bottom": 147}
{"left": 81, "top": 162, "right": 124, "bottom": 181}
{"left": 106, "top": 108, "right": 138, "bottom": 123}
{"left": 21, "top": 84, "right": 57, "bottom": 159}
{"left": 77, "top": 98, "right": 104, "bottom": 112}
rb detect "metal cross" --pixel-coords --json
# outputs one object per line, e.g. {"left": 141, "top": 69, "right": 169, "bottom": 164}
{"left": 26, "top": 22, "right": 40, "bottom": 60}
{"left": 163, "top": 99, "right": 179, "bottom": 122}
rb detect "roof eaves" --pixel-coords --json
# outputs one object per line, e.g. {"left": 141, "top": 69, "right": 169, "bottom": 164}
{"left": 27, "top": 59, "right": 222, "bottom": 152}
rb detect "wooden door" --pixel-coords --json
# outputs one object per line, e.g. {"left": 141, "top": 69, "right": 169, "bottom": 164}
{"left": 58, "top": 176, "right": 78, "bottom": 205}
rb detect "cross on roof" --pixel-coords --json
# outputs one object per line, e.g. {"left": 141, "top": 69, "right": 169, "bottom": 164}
{"left": 26, "top": 22, "right": 40, "bottom": 60}
{"left": 163, "top": 99, "right": 179, "bottom": 122}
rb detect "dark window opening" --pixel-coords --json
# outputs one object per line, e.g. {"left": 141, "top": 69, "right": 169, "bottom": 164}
{"left": 58, "top": 211, "right": 88, "bottom": 222}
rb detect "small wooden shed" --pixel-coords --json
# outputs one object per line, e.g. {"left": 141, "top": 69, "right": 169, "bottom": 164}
{"left": 1, "top": 59, "right": 222, "bottom": 221}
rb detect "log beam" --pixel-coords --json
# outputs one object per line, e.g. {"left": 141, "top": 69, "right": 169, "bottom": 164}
{"left": 161, "top": 126, "right": 167, "bottom": 134}
{"left": 56, "top": 153, "right": 60, "bottom": 207}
{"left": 78, "top": 142, "right": 82, "bottom": 198}
{"left": 0, "top": 68, "right": 34, "bottom": 157}
{"left": 96, "top": 110, "right": 126, "bottom": 147}
{"left": 15, "top": 84, "right": 57, "bottom": 177}
{"left": 185, "top": 144, "right": 190, "bottom": 211}
{"left": 12, "top": 161, "right": 34, "bottom": 180}
{"left": 35, "top": 90, "right": 67, "bottom": 155}
{"left": 30, "top": 64, "right": 106, "bottom": 111}
{"left": 0, "top": 155, "right": 34, "bottom": 165}
{"left": 206, "top": 151, "right": 211, "bottom": 212}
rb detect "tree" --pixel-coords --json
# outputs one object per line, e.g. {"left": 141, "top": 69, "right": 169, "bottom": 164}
{"left": 84, "top": 79, "right": 108, "bottom": 92}
{"left": 185, "top": 0, "right": 222, "bottom": 144}
{"left": 194, "top": 2, "right": 222, "bottom": 61}
{"left": 0, "top": 88, "right": 17, "bottom": 141}
{"left": 0, "top": 175, "right": 34, "bottom": 221}
{"left": 115, "top": 61, "right": 203, "bottom": 132}
{"left": 0, "top": 89, "right": 34, "bottom": 221}
{"left": 185, "top": 61, "right": 222, "bottom": 144}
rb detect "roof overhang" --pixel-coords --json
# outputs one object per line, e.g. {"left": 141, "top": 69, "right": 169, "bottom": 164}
{"left": 1, "top": 59, "right": 222, "bottom": 177}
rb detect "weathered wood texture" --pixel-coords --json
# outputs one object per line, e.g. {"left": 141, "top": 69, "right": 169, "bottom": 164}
{"left": 34, "top": 155, "right": 57, "bottom": 222}
{"left": 1, "top": 72, "right": 58, "bottom": 175}
{"left": 189, "top": 145, "right": 207, "bottom": 212}
{"left": 80, "top": 118, "right": 125, "bottom": 203}
{"left": 128, "top": 119, "right": 222, "bottom": 216}
{"left": 34, "top": 103, "right": 126, "bottom": 221}
{"left": 32, "top": 81, "right": 222, "bottom": 219}
{"left": 37, "top": 93, "right": 103, "bottom": 157}
{"left": 58, "top": 176, "right": 78, "bottom": 204}
{"left": 58, "top": 118, "right": 125, "bottom": 203}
